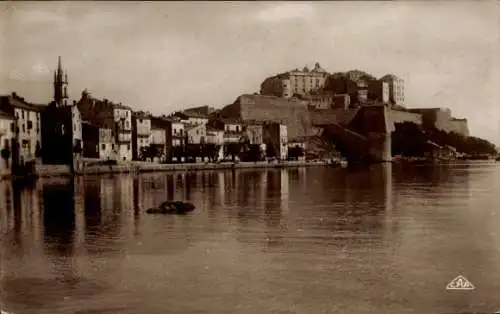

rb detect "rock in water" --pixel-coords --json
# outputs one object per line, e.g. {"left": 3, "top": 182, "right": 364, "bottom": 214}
{"left": 146, "top": 201, "right": 195, "bottom": 214}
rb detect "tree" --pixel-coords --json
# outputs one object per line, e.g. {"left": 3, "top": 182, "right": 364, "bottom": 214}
{"left": 265, "top": 143, "right": 276, "bottom": 158}
{"left": 202, "top": 143, "right": 221, "bottom": 162}
{"left": 225, "top": 143, "right": 241, "bottom": 161}
{"left": 35, "top": 141, "right": 42, "bottom": 158}
{"left": 241, "top": 144, "right": 264, "bottom": 162}
{"left": 391, "top": 122, "right": 427, "bottom": 157}
{"left": 140, "top": 145, "right": 161, "bottom": 161}
{"left": 288, "top": 145, "right": 304, "bottom": 160}
{"left": 1, "top": 147, "right": 10, "bottom": 169}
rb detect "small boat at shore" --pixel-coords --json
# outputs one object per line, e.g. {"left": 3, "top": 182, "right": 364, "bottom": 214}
{"left": 146, "top": 201, "right": 195, "bottom": 215}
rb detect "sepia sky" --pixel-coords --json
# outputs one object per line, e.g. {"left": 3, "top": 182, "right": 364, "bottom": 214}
{"left": 1, "top": 1, "right": 499, "bottom": 143}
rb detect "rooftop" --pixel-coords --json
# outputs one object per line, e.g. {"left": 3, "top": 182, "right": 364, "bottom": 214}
{"left": 0, "top": 93, "right": 42, "bottom": 111}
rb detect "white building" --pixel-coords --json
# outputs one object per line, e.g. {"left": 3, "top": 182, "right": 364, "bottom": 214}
{"left": 132, "top": 111, "right": 152, "bottom": 160}
{"left": 380, "top": 74, "right": 404, "bottom": 106}
{"left": 0, "top": 93, "right": 42, "bottom": 168}
{"left": 113, "top": 104, "right": 133, "bottom": 161}
{"left": 0, "top": 110, "right": 14, "bottom": 174}
{"left": 206, "top": 128, "right": 224, "bottom": 161}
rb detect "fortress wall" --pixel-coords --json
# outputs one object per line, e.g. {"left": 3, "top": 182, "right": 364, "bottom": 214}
{"left": 309, "top": 108, "right": 359, "bottom": 126}
{"left": 450, "top": 119, "right": 470, "bottom": 137}
{"left": 389, "top": 109, "right": 423, "bottom": 126}
{"left": 221, "top": 95, "right": 312, "bottom": 140}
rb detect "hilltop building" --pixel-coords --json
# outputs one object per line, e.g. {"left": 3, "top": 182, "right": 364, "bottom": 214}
{"left": 380, "top": 74, "right": 405, "bottom": 106}
{"left": 260, "top": 62, "right": 329, "bottom": 98}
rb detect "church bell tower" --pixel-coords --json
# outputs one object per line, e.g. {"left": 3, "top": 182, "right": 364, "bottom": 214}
{"left": 53, "top": 56, "right": 69, "bottom": 106}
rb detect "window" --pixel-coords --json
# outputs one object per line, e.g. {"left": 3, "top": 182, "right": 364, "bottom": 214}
{"left": 22, "top": 124, "right": 25, "bottom": 133}
{"left": 3, "top": 139, "right": 8, "bottom": 148}
{"left": 112, "top": 144, "right": 115, "bottom": 150}
{"left": 21, "top": 110, "right": 24, "bottom": 119}
{"left": 102, "top": 144, "right": 106, "bottom": 150}
{"left": 27, "top": 121, "right": 33, "bottom": 130}
{"left": 127, "top": 144, "right": 130, "bottom": 150}
{"left": 74, "top": 124, "right": 76, "bottom": 132}
{"left": 236, "top": 126, "right": 240, "bottom": 132}
{"left": 10, "top": 123, "right": 14, "bottom": 132}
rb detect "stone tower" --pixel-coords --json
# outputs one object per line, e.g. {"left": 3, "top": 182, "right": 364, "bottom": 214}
{"left": 53, "top": 56, "right": 69, "bottom": 106}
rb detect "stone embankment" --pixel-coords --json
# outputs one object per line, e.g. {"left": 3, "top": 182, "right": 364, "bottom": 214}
{"left": 20, "top": 159, "right": 345, "bottom": 179}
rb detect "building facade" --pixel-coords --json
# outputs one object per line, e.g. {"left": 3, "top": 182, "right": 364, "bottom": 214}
{"left": 0, "top": 93, "right": 42, "bottom": 170}
{"left": 206, "top": 128, "right": 224, "bottom": 161}
{"left": 132, "top": 111, "right": 152, "bottom": 160}
{"left": 185, "top": 123, "right": 206, "bottom": 145}
{"left": 368, "top": 80, "right": 390, "bottom": 104}
{"left": 0, "top": 110, "right": 14, "bottom": 174}
{"left": 263, "top": 122, "right": 288, "bottom": 160}
{"left": 245, "top": 124, "right": 264, "bottom": 145}
{"left": 77, "top": 90, "right": 132, "bottom": 161}
{"left": 325, "top": 73, "right": 370, "bottom": 105}
{"left": 260, "top": 62, "right": 329, "bottom": 98}
{"left": 380, "top": 74, "right": 405, "bottom": 106}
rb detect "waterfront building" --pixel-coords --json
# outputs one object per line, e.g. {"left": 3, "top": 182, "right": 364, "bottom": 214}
{"left": 185, "top": 123, "right": 206, "bottom": 145}
{"left": 150, "top": 117, "right": 169, "bottom": 162}
{"left": 77, "top": 90, "right": 133, "bottom": 161}
{"left": 380, "top": 74, "right": 405, "bottom": 106}
{"left": 0, "top": 109, "right": 14, "bottom": 174}
{"left": 260, "top": 62, "right": 329, "bottom": 98}
{"left": 263, "top": 122, "right": 288, "bottom": 160}
{"left": 164, "top": 119, "right": 186, "bottom": 162}
{"left": 0, "top": 93, "right": 43, "bottom": 172}
{"left": 206, "top": 128, "right": 224, "bottom": 161}
{"left": 81, "top": 122, "right": 114, "bottom": 160}
{"left": 245, "top": 124, "right": 264, "bottom": 145}
{"left": 131, "top": 111, "right": 152, "bottom": 161}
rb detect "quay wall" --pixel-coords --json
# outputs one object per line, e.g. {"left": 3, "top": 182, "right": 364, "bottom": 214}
{"left": 23, "top": 160, "right": 335, "bottom": 178}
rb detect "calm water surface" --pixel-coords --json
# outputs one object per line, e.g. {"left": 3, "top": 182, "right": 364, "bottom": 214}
{"left": 1, "top": 162, "right": 500, "bottom": 313}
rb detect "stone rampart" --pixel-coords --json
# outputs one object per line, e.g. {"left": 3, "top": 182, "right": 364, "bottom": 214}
{"left": 388, "top": 109, "right": 422, "bottom": 126}
{"left": 221, "top": 94, "right": 312, "bottom": 139}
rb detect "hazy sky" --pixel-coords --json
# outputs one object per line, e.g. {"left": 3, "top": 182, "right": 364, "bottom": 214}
{"left": 1, "top": 1, "right": 499, "bottom": 143}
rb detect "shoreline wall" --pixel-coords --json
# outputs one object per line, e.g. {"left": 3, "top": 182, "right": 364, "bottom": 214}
{"left": 4, "top": 160, "right": 337, "bottom": 179}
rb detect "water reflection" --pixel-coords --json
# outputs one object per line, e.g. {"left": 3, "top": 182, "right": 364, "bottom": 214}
{"left": 42, "top": 178, "right": 76, "bottom": 257}
{"left": 2, "top": 164, "right": 500, "bottom": 313}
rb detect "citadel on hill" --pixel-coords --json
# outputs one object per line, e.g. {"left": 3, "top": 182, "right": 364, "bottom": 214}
{"left": 0, "top": 58, "right": 492, "bottom": 178}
